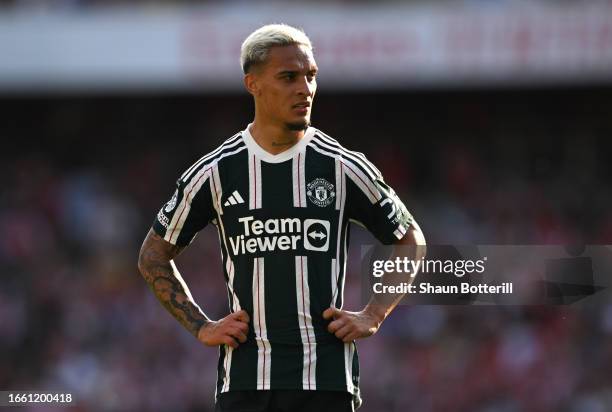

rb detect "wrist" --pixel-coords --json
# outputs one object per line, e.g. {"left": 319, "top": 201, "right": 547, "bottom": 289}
{"left": 197, "top": 319, "right": 215, "bottom": 340}
{"left": 363, "top": 304, "right": 387, "bottom": 325}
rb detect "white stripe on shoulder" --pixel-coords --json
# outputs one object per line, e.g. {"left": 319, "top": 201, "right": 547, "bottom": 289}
{"left": 308, "top": 142, "right": 382, "bottom": 203}
{"left": 181, "top": 132, "right": 241, "bottom": 181}
{"left": 181, "top": 133, "right": 243, "bottom": 182}
{"left": 211, "top": 162, "right": 223, "bottom": 216}
{"left": 312, "top": 135, "right": 379, "bottom": 182}
{"left": 199, "top": 145, "right": 248, "bottom": 185}
{"left": 315, "top": 130, "right": 381, "bottom": 175}
{"left": 314, "top": 131, "right": 381, "bottom": 179}
{"left": 165, "top": 166, "right": 212, "bottom": 244}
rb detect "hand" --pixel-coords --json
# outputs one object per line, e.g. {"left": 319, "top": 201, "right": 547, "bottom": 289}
{"left": 197, "top": 310, "right": 250, "bottom": 349}
{"left": 322, "top": 307, "right": 384, "bottom": 343}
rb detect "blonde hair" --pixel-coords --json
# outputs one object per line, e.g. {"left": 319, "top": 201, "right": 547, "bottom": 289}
{"left": 240, "top": 24, "right": 313, "bottom": 74}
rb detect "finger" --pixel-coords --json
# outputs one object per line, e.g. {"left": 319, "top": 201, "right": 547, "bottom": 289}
{"left": 223, "top": 336, "right": 239, "bottom": 349}
{"left": 334, "top": 324, "right": 353, "bottom": 340}
{"left": 323, "top": 307, "right": 341, "bottom": 320}
{"left": 233, "top": 320, "right": 250, "bottom": 334}
{"left": 229, "top": 327, "right": 248, "bottom": 343}
{"left": 233, "top": 310, "right": 250, "bottom": 323}
{"left": 327, "top": 319, "right": 345, "bottom": 334}
{"left": 343, "top": 331, "right": 360, "bottom": 342}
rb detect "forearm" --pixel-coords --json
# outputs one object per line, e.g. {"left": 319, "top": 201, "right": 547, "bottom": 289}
{"left": 362, "top": 276, "right": 411, "bottom": 326}
{"left": 138, "top": 232, "right": 210, "bottom": 338}
{"left": 364, "top": 223, "right": 427, "bottom": 323}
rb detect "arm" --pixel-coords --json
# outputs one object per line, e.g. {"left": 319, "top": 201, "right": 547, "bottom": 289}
{"left": 323, "top": 222, "right": 426, "bottom": 342}
{"left": 137, "top": 228, "right": 250, "bottom": 348}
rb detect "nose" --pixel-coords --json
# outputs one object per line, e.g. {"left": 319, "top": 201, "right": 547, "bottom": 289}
{"left": 297, "top": 75, "right": 316, "bottom": 97}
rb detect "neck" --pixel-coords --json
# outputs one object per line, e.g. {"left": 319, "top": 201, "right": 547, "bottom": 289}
{"left": 249, "top": 119, "right": 306, "bottom": 156}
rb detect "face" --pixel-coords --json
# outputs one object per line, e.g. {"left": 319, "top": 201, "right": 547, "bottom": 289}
{"left": 246, "top": 44, "right": 318, "bottom": 132}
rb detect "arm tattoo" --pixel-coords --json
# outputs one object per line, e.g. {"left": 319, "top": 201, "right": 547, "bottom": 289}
{"left": 138, "top": 230, "right": 209, "bottom": 337}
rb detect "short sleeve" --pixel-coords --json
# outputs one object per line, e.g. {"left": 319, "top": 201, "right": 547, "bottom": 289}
{"left": 344, "top": 160, "right": 414, "bottom": 245}
{"left": 152, "top": 168, "right": 216, "bottom": 247}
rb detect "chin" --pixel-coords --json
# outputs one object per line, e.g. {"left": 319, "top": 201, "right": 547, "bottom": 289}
{"left": 286, "top": 118, "right": 310, "bottom": 132}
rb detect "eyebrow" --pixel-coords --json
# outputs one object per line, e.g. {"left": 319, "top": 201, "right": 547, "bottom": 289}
{"left": 276, "top": 68, "right": 318, "bottom": 77}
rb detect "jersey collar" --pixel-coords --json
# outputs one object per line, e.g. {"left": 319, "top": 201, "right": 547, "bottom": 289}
{"left": 242, "top": 123, "right": 315, "bottom": 163}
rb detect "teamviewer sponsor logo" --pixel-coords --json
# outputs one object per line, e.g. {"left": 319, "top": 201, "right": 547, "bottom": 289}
{"left": 229, "top": 216, "right": 330, "bottom": 255}
{"left": 303, "top": 219, "right": 330, "bottom": 251}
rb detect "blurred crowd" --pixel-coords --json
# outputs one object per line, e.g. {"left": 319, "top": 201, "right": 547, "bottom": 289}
{"left": 1, "top": 87, "right": 612, "bottom": 412}
{"left": 1, "top": 0, "right": 608, "bottom": 11}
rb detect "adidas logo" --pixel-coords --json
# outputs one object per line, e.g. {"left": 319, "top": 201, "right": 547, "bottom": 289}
{"left": 224, "top": 190, "right": 245, "bottom": 207}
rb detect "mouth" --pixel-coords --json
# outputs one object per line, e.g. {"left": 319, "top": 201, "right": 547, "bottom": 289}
{"left": 292, "top": 102, "right": 311, "bottom": 115}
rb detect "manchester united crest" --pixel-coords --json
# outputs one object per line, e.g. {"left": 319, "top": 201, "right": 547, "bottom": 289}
{"left": 164, "top": 189, "right": 178, "bottom": 213}
{"left": 306, "top": 178, "right": 335, "bottom": 207}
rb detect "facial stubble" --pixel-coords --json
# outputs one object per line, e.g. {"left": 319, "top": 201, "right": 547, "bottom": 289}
{"left": 285, "top": 119, "right": 310, "bottom": 132}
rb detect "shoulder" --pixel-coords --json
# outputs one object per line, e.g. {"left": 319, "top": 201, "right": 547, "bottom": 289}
{"left": 179, "top": 131, "right": 247, "bottom": 183}
{"left": 309, "top": 128, "right": 382, "bottom": 180}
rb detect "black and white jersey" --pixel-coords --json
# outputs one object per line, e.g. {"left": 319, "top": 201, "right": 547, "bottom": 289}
{"left": 152, "top": 124, "right": 414, "bottom": 408}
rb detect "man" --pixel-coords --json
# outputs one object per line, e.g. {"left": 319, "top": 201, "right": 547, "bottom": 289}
{"left": 138, "top": 24, "right": 426, "bottom": 412}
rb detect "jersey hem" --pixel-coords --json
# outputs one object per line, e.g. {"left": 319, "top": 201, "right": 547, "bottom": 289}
{"left": 218, "top": 383, "right": 362, "bottom": 409}
{"left": 219, "top": 383, "right": 353, "bottom": 391}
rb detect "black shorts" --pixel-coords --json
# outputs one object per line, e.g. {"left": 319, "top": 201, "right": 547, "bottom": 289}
{"left": 215, "top": 390, "right": 354, "bottom": 412}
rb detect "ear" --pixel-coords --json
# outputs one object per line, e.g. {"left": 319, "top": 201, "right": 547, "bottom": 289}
{"left": 244, "top": 72, "right": 260, "bottom": 97}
